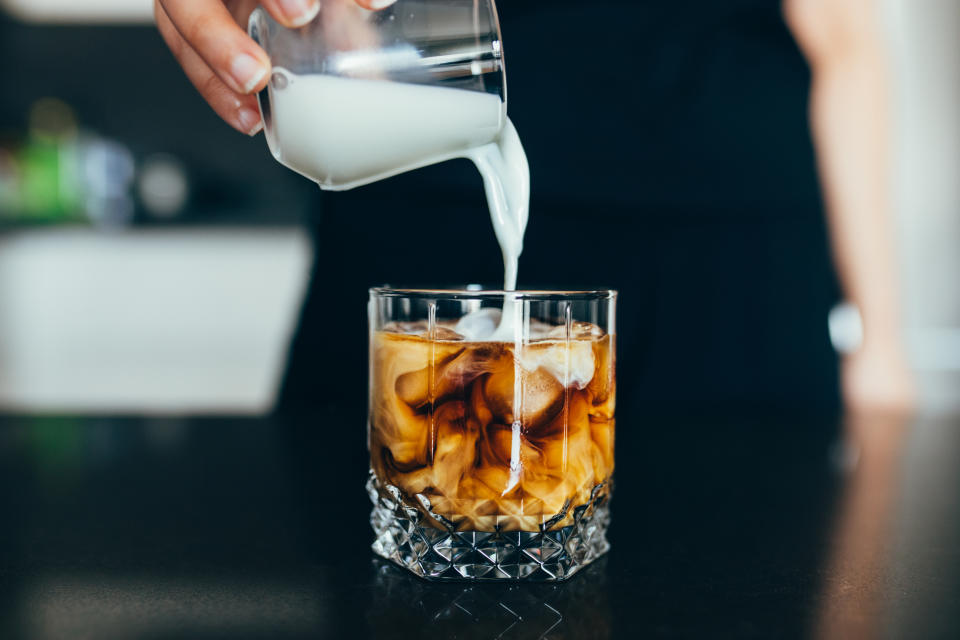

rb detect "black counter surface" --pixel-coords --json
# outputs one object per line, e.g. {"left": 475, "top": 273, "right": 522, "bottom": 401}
{"left": 1, "top": 412, "right": 958, "bottom": 639}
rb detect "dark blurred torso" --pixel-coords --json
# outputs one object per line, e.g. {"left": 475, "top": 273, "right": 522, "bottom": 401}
{"left": 279, "top": 0, "right": 841, "bottom": 417}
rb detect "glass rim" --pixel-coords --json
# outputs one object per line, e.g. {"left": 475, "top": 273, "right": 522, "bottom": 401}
{"left": 369, "top": 287, "right": 617, "bottom": 301}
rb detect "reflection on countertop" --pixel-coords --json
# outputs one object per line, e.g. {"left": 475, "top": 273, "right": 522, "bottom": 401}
{"left": 0, "top": 412, "right": 958, "bottom": 639}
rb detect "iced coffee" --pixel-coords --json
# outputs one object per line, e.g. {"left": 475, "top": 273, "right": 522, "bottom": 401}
{"left": 369, "top": 318, "right": 615, "bottom": 533}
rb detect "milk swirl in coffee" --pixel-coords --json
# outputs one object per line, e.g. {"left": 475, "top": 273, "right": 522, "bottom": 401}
{"left": 370, "top": 321, "right": 615, "bottom": 532}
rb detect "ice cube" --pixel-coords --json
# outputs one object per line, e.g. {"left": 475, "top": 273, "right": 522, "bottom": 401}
{"left": 479, "top": 423, "right": 514, "bottom": 466}
{"left": 546, "top": 321, "right": 606, "bottom": 340}
{"left": 527, "top": 319, "right": 556, "bottom": 340}
{"left": 428, "top": 326, "right": 465, "bottom": 341}
{"left": 432, "top": 401, "right": 476, "bottom": 496}
{"left": 517, "top": 340, "right": 595, "bottom": 388}
{"left": 372, "top": 399, "right": 430, "bottom": 469}
{"left": 394, "top": 367, "right": 431, "bottom": 408}
{"left": 483, "top": 365, "right": 565, "bottom": 431}
{"left": 382, "top": 321, "right": 463, "bottom": 340}
{"left": 382, "top": 321, "right": 429, "bottom": 335}
{"left": 394, "top": 345, "right": 506, "bottom": 408}
{"left": 469, "top": 378, "right": 494, "bottom": 427}
{"left": 454, "top": 307, "right": 502, "bottom": 341}
{"left": 591, "top": 420, "right": 615, "bottom": 478}
{"left": 439, "top": 344, "right": 503, "bottom": 392}
{"left": 586, "top": 337, "right": 615, "bottom": 409}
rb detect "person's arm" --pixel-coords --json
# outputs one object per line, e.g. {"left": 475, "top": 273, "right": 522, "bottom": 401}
{"left": 154, "top": 0, "right": 395, "bottom": 136}
{"left": 784, "top": 0, "right": 915, "bottom": 414}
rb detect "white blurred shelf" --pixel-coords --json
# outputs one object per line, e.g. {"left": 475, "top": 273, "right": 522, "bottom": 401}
{"left": 0, "top": 227, "right": 312, "bottom": 415}
{"left": 0, "top": 0, "right": 153, "bottom": 24}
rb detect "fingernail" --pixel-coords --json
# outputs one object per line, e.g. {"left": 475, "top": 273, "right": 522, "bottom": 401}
{"left": 238, "top": 107, "right": 263, "bottom": 136}
{"left": 370, "top": 0, "right": 397, "bottom": 8}
{"left": 231, "top": 53, "right": 269, "bottom": 94}
{"left": 280, "top": 0, "right": 321, "bottom": 27}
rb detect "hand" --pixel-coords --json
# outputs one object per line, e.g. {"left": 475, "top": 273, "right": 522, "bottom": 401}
{"left": 155, "top": 0, "right": 396, "bottom": 136}
{"left": 841, "top": 342, "right": 917, "bottom": 417}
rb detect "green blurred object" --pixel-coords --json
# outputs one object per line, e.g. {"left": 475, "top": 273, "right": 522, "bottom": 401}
{"left": 0, "top": 97, "right": 133, "bottom": 225}
{"left": 19, "top": 137, "right": 82, "bottom": 221}
{"left": 26, "top": 417, "right": 85, "bottom": 470}
{"left": 6, "top": 417, "right": 89, "bottom": 492}
{"left": 22, "top": 98, "right": 83, "bottom": 221}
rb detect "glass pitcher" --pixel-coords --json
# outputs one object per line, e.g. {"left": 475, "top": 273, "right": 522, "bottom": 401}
{"left": 248, "top": 0, "right": 507, "bottom": 190}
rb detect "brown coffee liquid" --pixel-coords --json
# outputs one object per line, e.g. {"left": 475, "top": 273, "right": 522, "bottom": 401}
{"left": 369, "top": 323, "right": 615, "bottom": 532}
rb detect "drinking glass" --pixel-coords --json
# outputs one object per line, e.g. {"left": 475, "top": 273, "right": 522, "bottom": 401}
{"left": 249, "top": 0, "right": 507, "bottom": 189}
{"left": 368, "top": 288, "right": 617, "bottom": 580}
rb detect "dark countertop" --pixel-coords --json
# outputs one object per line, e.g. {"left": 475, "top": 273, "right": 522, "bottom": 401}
{"left": 1, "top": 412, "right": 958, "bottom": 639}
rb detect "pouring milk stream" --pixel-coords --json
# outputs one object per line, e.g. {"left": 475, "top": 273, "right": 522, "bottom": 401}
{"left": 265, "top": 70, "right": 530, "bottom": 338}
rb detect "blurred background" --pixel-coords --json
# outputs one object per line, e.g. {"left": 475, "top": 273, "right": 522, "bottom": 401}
{"left": 0, "top": 0, "right": 957, "bottom": 415}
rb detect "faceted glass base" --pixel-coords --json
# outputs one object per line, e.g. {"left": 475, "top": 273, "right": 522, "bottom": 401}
{"left": 367, "top": 472, "right": 611, "bottom": 581}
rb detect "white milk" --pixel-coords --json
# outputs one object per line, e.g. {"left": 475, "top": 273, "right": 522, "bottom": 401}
{"left": 267, "top": 70, "right": 530, "bottom": 307}
{"left": 465, "top": 120, "right": 529, "bottom": 292}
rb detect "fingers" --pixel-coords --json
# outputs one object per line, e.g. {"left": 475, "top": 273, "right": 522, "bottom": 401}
{"left": 260, "top": 0, "right": 321, "bottom": 27}
{"left": 159, "top": 0, "right": 271, "bottom": 96}
{"left": 155, "top": 0, "right": 391, "bottom": 137}
{"left": 353, "top": 0, "right": 398, "bottom": 9}
{"left": 156, "top": 2, "right": 263, "bottom": 135}
{"left": 261, "top": 0, "right": 393, "bottom": 21}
